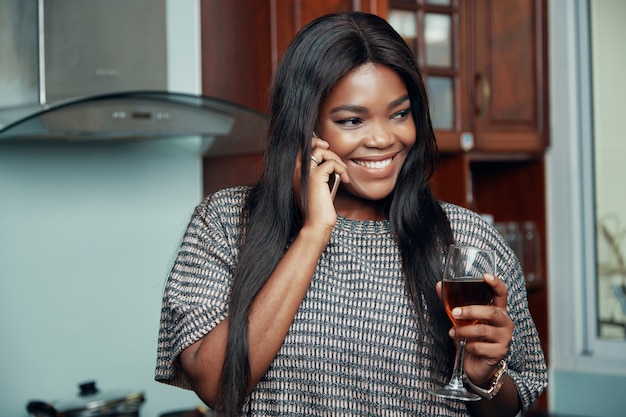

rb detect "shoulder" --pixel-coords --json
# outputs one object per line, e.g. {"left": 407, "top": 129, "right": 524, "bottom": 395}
{"left": 439, "top": 202, "right": 510, "bottom": 256}
{"left": 187, "top": 186, "right": 252, "bottom": 234}
{"left": 195, "top": 186, "right": 251, "bottom": 217}
{"left": 440, "top": 202, "right": 490, "bottom": 229}
{"left": 440, "top": 202, "right": 520, "bottom": 280}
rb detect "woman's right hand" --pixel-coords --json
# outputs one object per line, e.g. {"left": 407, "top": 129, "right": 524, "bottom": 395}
{"left": 294, "top": 136, "right": 349, "bottom": 235}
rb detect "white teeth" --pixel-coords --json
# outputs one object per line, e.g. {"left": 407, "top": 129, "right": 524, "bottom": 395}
{"left": 355, "top": 158, "right": 392, "bottom": 169}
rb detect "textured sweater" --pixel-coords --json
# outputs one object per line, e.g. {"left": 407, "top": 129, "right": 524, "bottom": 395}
{"left": 155, "top": 186, "right": 547, "bottom": 416}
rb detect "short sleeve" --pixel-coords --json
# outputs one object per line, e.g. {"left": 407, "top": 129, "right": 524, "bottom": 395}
{"left": 155, "top": 187, "right": 247, "bottom": 388}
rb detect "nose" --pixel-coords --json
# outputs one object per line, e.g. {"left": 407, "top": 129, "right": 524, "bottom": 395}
{"left": 363, "top": 121, "right": 394, "bottom": 148}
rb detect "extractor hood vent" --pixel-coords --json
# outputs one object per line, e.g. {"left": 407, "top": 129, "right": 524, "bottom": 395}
{"left": 0, "top": 91, "right": 268, "bottom": 156}
{"left": 0, "top": 0, "right": 267, "bottom": 155}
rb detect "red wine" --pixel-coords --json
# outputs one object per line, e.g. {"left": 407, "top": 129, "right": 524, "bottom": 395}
{"left": 443, "top": 277, "right": 494, "bottom": 326}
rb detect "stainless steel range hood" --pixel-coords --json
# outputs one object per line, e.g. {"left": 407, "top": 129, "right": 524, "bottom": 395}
{"left": 0, "top": 91, "right": 269, "bottom": 156}
{"left": 0, "top": 0, "right": 267, "bottom": 155}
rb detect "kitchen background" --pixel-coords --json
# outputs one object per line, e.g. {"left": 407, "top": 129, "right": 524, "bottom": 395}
{"left": 1, "top": 1, "right": 626, "bottom": 417}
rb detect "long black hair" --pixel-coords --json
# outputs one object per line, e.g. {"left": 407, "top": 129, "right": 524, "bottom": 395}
{"left": 216, "top": 11, "right": 454, "bottom": 415}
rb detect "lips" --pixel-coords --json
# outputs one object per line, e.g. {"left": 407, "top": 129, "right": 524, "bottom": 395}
{"left": 353, "top": 157, "right": 393, "bottom": 169}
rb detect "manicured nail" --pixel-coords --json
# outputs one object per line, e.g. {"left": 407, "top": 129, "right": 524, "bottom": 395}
{"left": 452, "top": 307, "right": 462, "bottom": 317}
{"left": 449, "top": 328, "right": 456, "bottom": 337}
{"left": 485, "top": 274, "right": 495, "bottom": 281}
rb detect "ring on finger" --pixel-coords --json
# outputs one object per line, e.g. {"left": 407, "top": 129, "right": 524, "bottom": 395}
{"left": 310, "top": 155, "right": 321, "bottom": 166}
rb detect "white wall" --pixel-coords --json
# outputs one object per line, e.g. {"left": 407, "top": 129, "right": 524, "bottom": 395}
{"left": 0, "top": 2, "right": 205, "bottom": 417}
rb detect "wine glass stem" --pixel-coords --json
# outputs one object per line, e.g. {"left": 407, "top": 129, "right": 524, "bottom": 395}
{"left": 448, "top": 338, "right": 468, "bottom": 390}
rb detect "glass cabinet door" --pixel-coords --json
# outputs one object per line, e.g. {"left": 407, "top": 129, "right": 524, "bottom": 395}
{"left": 424, "top": 12, "right": 451, "bottom": 68}
{"left": 387, "top": 0, "right": 468, "bottom": 151}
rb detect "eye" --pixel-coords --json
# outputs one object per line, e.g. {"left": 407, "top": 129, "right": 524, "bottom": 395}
{"left": 392, "top": 108, "right": 411, "bottom": 120}
{"left": 335, "top": 117, "right": 363, "bottom": 128}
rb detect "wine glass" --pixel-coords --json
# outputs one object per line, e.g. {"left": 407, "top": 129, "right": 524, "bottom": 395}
{"left": 430, "top": 244, "right": 496, "bottom": 401}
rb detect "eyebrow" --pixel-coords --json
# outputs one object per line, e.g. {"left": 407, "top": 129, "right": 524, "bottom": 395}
{"left": 329, "top": 95, "right": 410, "bottom": 114}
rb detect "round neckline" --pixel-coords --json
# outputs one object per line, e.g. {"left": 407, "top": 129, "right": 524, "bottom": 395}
{"left": 334, "top": 214, "right": 391, "bottom": 235}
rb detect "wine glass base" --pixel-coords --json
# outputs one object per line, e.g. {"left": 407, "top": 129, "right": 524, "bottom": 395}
{"left": 429, "top": 387, "right": 482, "bottom": 402}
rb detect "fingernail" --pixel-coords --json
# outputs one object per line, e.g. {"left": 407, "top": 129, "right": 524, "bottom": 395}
{"left": 452, "top": 307, "right": 462, "bottom": 317}
{"left": 485, "top": 274, "right": 495, "bottom": 281}
{"left": 449, "top": 328, "right": 456, "bottom": 337}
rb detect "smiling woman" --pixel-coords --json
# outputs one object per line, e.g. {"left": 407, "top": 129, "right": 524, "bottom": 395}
{"left": 155, "top": 11, "right": 546, "bottom": 417}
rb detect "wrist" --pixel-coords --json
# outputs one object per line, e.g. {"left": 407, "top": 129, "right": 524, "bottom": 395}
{"left": 464, "top": 360, "right": 507, "bottom": 399}
{"left": 299, "top": 222, "right": 332, "bottom": 241}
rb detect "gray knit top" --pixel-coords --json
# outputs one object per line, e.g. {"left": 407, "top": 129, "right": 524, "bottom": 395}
{"left": 155, "top": 186, "right": 547, "bottom": 416}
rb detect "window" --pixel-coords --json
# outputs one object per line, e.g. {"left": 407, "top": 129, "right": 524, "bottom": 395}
{"left": 588, "top": 0, "right": 626, "bottom": 342}
{"left": 550, "top": 0, "right": 626, "bottom": 373}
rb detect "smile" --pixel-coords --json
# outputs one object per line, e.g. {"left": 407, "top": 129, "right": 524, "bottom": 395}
{"left": 354, "top": 157, "right": 393, "bottom": 169}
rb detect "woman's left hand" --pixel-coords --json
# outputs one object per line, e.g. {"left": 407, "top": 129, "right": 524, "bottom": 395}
{"left": 436, "top": 274, "right": 514, "bottom": 387}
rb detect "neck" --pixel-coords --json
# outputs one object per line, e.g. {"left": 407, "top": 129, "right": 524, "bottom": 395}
{"left": 334, "top": 192, "right": 388, "bottom": 221}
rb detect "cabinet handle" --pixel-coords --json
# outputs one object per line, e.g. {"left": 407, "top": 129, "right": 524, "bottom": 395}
{"left": 475, "top": 73, "right": 491, "bottom": 116}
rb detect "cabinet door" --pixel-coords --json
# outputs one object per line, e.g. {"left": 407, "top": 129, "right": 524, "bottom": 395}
{"left": 388, "top": 0, "right": 471, "bottom": 152}
{"left": 201, "top": 0, "right": 273, "bottom": 112}
{"left": 200, "top": 0, "right": 389, "bottom": 113}
{"left": 272, "top": 0, "right": 388, "bottom": 74}
{"left": 472, "top": 0, "right": 549, "bottom": 151}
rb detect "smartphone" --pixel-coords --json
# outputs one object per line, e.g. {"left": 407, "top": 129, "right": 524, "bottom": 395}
{"left": 313, "top": 131, "right": 341, "bottom": 201}
{"left": 329, "top": 172, "right": 340, "bottom": 201}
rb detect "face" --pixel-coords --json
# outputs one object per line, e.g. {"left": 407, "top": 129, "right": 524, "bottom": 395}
{"left": 318, "top": 63, "right": 416, "bottom": 203}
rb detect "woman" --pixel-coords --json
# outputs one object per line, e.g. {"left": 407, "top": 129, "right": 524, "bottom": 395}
{"left": 155, "top": 11, "right": 547, "bottom": 416}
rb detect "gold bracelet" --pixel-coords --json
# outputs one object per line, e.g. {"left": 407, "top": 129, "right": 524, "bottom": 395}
{"left": 463, "top": 360, "right": 507, "bottom": 400}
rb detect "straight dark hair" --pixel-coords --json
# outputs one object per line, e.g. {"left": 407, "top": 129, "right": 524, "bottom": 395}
{"left": 216, "top": 11, "right": 454, "bottom": 415}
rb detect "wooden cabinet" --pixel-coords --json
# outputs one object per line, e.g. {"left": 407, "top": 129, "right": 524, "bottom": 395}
{"left": 272, "top": 0, "right": 388, "bottom": 73}
{"left": 201, "top": 0, "right": 547, "bottom": 152}
{"left": 200, "top": 0, "right": 272, "bottom": 112}
{"left": 388, "top": 0, "right": 471, "bottom": 151}
{"left": 388, "top": 0, "right": 548, "bottom": 152}
{"left": 472, "top": 0, "right": 549, "bottom": 151}
{"left": 200, "top": 0, "right": 388, "bottom": 115}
